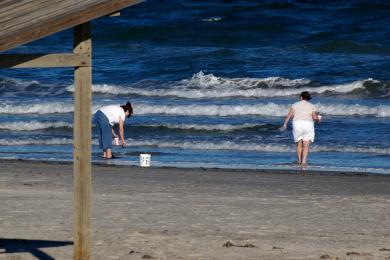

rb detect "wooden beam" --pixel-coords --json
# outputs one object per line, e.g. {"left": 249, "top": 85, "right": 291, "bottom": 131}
{"left": 0, "top": 0, "right": 143, "bottom": 52}
{"left": 0, "top": 53, "right": 91, "bottom": 68}
{"left": 73, "top": 22, "right": 92, "bottom": 260}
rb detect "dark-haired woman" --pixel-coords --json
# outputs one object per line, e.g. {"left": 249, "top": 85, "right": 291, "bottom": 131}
{"left": 94, "top": 102, "right": 133, "bottom": 159}
{"left": 282, "top": 92, "right": 321, "bottom": 165}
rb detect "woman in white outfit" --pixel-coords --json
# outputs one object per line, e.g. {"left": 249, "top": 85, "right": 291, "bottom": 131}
{"left": 94, "top": 102, "right": 133, "bottom": 159}
{"left": 282, "top": 92, "right": 321, "bottom": 165}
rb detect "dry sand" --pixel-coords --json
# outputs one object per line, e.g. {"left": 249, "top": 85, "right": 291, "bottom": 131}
{"left": 0, "top": 160, "right": 390, "bottom": 259}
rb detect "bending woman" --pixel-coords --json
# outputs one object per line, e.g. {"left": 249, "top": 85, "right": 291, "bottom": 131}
{"left": 282, "top": 92, "right": 321, "bottom": 165}
{"left": 94, "top": 102, "right": 133, "bottom": 159}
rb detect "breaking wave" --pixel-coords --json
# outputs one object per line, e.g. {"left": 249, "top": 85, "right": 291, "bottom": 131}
{"left": 0, "top": 102, "right": 74, "bottom": 114}
{"left": 136, "top": 123, "right": 277, "bottom": 132}
{"left": 0, "top": 121, "right": 275, "bottom": 133}
{"left": 127, "top": 139, "right": 390, "bottom": 155}
{"left": 1, "top": 138, "right": 389, "bottom": 155}
{"left": 0, "top": 138, "right": 72, "bottom": 146}
{"left": 0, "top": 102, "right": 100, "bottom": 115}
{"left": 0, "top": 102, "right": 389, "bottom": 117}
{"left": 135, "top": 103, "right": 390, "bottom": 117}
{"left": 66, "top": 72, "right": 389, "bottom": 99}
{"left": 0, "top": 121, "right": 72, "bottom": 131}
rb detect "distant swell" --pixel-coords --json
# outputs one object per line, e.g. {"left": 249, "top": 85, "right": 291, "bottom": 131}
{"left": 0, "top": 77, "right": 67, "bottom": 97}
{"left": 66, "top": 72, "right": 389, "bottom": 99}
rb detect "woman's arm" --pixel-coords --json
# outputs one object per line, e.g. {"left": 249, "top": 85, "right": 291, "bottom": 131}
{"left": 312, "top": 111, "right": 321, "bottom": 123}
{"left": 111, "top": 129, "right": 118, "bottom": 138}
{"left": 282, "top": 108, "right": 294, "bottom": 130}
{"left": 118, "top": 118, "right": 125, "bottom": 146}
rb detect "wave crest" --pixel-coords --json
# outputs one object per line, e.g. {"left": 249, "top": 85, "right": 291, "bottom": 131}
{"left": 0, "top": 138, "right": 72, "bottom": 146}
{"left": 0, "top": 102, "right": 388, "bottom": 117}
{"left": 0, "top": 102, "right": 100, "bottom": 115}
{"left": 127, "top": 139, "right": 390, "bottom": 155}
{"left": 135, "top": 103, "right": 390, "bottom": 117}
{"left": 137, "top": 123, "right": 277, "bottom": 132}
{"left": 0, "top": 102, "right": 73, "bottom": 114}
{"left": 66, "top": 72, "right": 389, "bottom": 99}
{"left": 1, "top": 138, "right": 389, "bottom": 155}
{"left": 0, "top": 121, "right": 72, "bottom": 131}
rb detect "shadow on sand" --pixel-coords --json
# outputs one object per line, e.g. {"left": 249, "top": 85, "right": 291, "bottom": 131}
{"left": 0, "top": 238, "right": 73, "bottom": 260}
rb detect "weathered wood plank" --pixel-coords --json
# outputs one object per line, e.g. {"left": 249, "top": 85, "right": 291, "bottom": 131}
{"left": 0, "top": 0, "right": 80, "bottom": 30}
{"left": 0, "top": 0, "right": 94, "bottom": 28}
{"left": 0, "top": 0, "right": 25, "bottom": 10}
{"left": 0, "top": 0, "right": 143, "bottom": 52}
{"left": 0, "top": 0, "right": 55, "bottom": 24}
{"left": 0, "top": 53, "right": 91, "bottom": 68}
{"left": 73, "top": 22, "right": 92, "bottom": 260}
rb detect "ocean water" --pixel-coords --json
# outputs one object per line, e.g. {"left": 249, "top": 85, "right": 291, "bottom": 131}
{"left": 0, "top": 0, "right": 389, "bottom": 173}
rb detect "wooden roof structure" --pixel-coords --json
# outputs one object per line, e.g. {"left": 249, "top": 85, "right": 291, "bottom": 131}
{"left": 0, "top": 1, "right": 143, "bottom": 259}
{"left": 0, "top": 0, "right": 142, "bottom": 52}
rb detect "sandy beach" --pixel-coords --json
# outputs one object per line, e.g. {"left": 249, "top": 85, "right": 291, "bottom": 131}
{"left": 0, "top": 160, "right": 390, "bottom": 260}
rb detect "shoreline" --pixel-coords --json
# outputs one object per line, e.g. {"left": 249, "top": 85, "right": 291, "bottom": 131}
{"left": 1, "top": 160, "right": 390, "bottom": 259}
{"left": 1, "top": 157, "right": 389, "bottom": 177}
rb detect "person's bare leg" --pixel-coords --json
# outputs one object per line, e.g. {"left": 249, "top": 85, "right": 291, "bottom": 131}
{"left": 102, "top": 150, "right": 107, "bottom": 158}
{"left": 301, "top": 140, "right": 310, "bottom": 165}
{"left": 106, "top": 149, "right": 112, "bottom": 159}
{"left": 296, "top": 140, "right": 303, "bottom": 164}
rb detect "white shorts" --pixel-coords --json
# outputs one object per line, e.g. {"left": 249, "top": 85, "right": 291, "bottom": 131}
{"left": 292, "top": 120, "right": 315, "bottom": 143}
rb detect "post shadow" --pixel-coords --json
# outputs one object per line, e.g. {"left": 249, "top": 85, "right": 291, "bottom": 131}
{"left": 0, "top": 238, "right": 73, "bottom": 260}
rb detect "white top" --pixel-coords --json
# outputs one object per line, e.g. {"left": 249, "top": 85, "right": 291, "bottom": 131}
{"left": 292, "top": 100, "right": 316, "bottom": 122}
{"left": 99, "top": 105, "right": 125, "bottom": 126}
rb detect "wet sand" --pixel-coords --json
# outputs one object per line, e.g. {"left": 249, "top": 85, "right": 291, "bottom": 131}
{"left": 1, "top": 160, "right": 390, "bottom": 259}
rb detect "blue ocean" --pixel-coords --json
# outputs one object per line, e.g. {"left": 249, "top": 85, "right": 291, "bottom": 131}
{"left": 0, "top": 0, "right": 389, "bottom": 173}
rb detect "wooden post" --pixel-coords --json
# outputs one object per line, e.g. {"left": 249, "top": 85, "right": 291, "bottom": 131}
{"left": 73, "top": 22, "right": 92, "bottom": 260}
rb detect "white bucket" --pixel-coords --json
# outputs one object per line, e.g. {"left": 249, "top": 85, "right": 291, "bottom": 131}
{"left": 113, "top": 137, "right": 119, "bottom": 146}
{"left": 140, "top": 153, "right": 151, "bottom": 167}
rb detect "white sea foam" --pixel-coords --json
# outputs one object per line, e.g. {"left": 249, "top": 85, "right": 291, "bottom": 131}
{"left": 126, "top": 139, "right": 390, "bottom": 155}
{"left": 135, "top": 103, "right": 390, "bottom": 117}
{"left": 0, "top": 101, "right": 388, "bottom": 117}
{"left": 0, "top": 102, "right": 100, "bottom": 114}
{"left": 312, "top": 146, "right": 390, "bottom": 155}
{"left": 0, "top": 102, "right": 73, "bottom": 114}
{"left": 201, "top": 17, "right": 223, "bottom": 22}
{"left": 0, "top": 121, "right": 72, "bottom": 131}
{"left": 315, "top": 103, "right": 390, "bottom": 117}
{"left": 127, "top": 140, "right": 293, "bottom": 152}
{"left": 67, "top": 72, "right": 381, "bottom": 99}
{"left": 0, "top": 137, "right": 389, "bottom": 155}
{"left": 140, "top": 123, "right": 263, "bottom": 131}
{"left": 135, "top": 103, "right": 289, "bottom": 116}
{"left": 181, "top": 71, "right": 311, "bottom": 89}
{"left": 67, "top": 72, "right": 312, "bottom": 98}
{"left": 0, "top": 138, "right": 72, "bottom": 146}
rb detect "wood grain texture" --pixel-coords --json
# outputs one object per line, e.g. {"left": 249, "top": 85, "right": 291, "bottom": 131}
{"left": 0, "top": 0, "right": 143, "bottom": 52}
{"left": 73, "top": 22, "right": 92, "bottom": 260}
{"left": 0, "top": 53, "right": 91, "bottom": 68}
